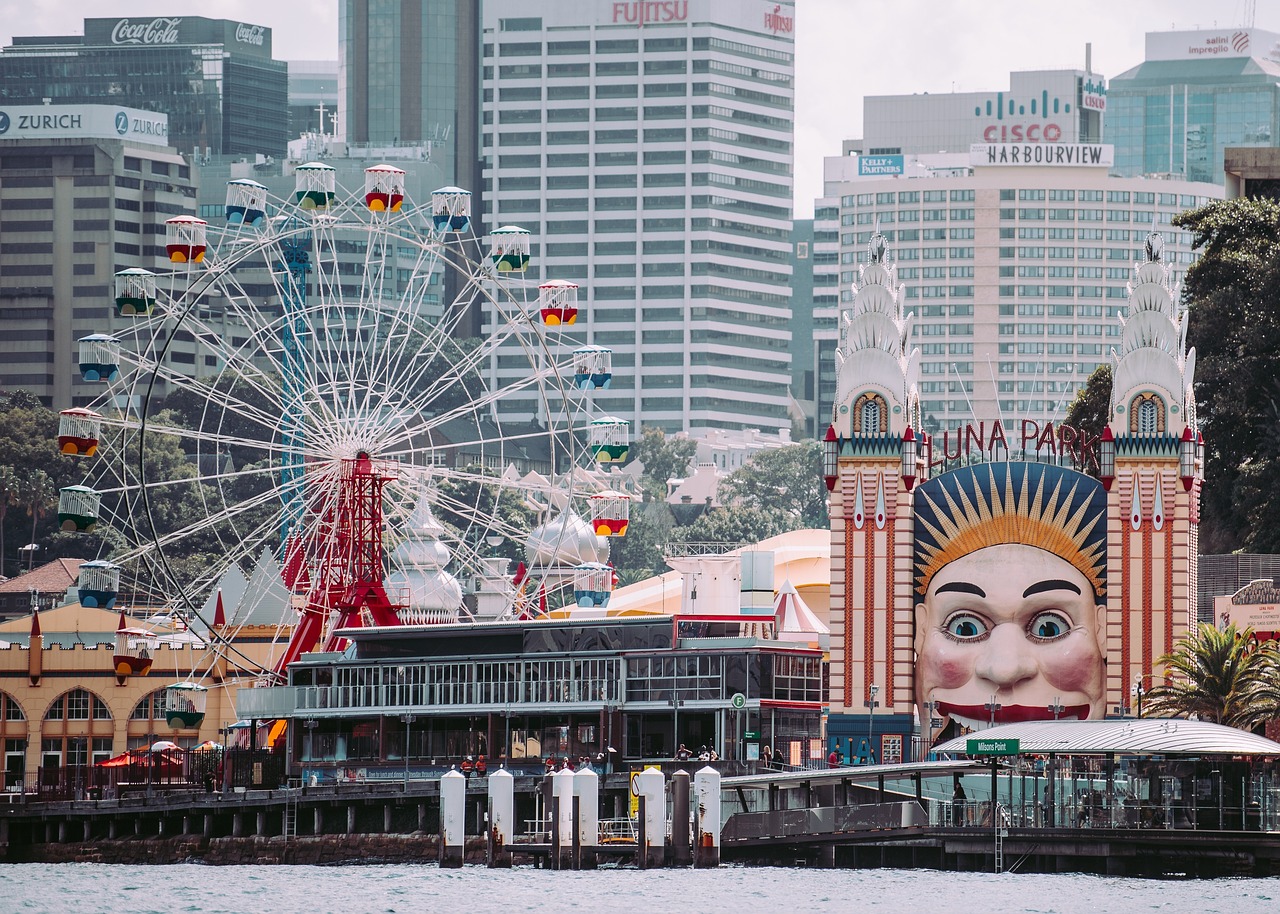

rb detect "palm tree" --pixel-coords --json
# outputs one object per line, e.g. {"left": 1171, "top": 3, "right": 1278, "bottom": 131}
{"left": 0, "top": 465, "right": 20, "bottom": 578}
{"left": 16, "top": 469, "right": 54, "bottom": 547}
{"left": 1249, "top": 644, "right": 1280, "bottom": 726}
{"left": 1142, "top": 623, "right": 1274, "bottom": 729}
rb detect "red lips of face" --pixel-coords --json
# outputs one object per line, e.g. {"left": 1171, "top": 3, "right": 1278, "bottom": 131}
{"left": 937, "top": 701, "right": 1090, "bottom": 724}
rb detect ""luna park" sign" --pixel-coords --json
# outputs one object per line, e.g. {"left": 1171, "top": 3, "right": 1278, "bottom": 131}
{"left": 923, "top": 419, "right": 1100, "bottom": 472}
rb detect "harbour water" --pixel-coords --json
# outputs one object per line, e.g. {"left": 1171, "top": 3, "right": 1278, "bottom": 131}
{"left": 0, "top": 864, "right": 1277, "bottom": 914}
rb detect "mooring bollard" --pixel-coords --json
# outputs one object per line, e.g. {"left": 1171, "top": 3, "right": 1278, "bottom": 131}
{"left": 574, "top": 765, "right": 599, "bottom": 870}
{"left": 693, "top": 765, "right": 721, "bottom": 868}
{"left": 670, "top": 769, "right": 692, "bottom": 867}
{"left": 634, "top": 766, "right": 666, "bottom": 869}
{"left": 487, "top": 768, "right": 513, "bottom": 869}
{"left": 440, "top": 769, "right": 466, "bottom": 868}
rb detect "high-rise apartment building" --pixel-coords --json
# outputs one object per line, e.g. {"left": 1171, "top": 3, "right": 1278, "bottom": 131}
{"left": 818, "top": 146, "right": 1220, "bottom": 432}
{"left": 481, "top": 0, "right": 795, "bottom": 436}
{"left": 0, "top": 17, "right": 287, "bottom": 157}
{"left": 1109, "top": 28, "right": 1280, "bottom": 185}
{"left": 0, "top": 106, "right": 199, "bottom": 409}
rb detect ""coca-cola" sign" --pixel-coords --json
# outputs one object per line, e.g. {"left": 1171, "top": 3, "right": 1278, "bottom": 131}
{"left": 110, "top": 18, "right": 182, "bottom": 46}
{"left": 235, "top": 23, "right": 265, "bottom": 47}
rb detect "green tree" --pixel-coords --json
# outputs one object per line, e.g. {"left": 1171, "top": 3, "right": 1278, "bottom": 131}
{"left": 432, "top": 464, "right": 541, "bottom": 565}
{"left": 0, "top": 395, "right": 82, "bottom": 574}
{"left": 627, "top": 427, "right": 696, "bottom": 500}
{"left": 15, "top": 469, "right": 54, "bottom": 549}
{"left": 1063, "top": 364, "right": 1112, "bottom": 479}
{"left": 609, "top": 498, "right": 674, "bottom": 585}
{"left": 717, "top": 441, "right": 827, "bottom": 528}
{"left": 1176, "top": 196, "right": 1280, "bottom": 552}
{"left": 0, "top": 466, "right": 19, "bottom": 577}
{"left": 1142, "top": 623, "right": 1274, "bottom": 729}
{"left": 672, "top": 504, "right": 794, "bottom": 546}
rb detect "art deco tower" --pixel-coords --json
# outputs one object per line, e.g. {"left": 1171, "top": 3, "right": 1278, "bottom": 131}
{"left": 824, "top": 232, "right": 922, "bottom": 762}
{"left": 1100, "top": 230, "right": 1202, "bottom": 712}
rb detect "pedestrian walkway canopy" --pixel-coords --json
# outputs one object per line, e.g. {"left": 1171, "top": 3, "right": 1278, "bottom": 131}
{"left": 935, "top": 719, "right": 1280, "bottom": 756}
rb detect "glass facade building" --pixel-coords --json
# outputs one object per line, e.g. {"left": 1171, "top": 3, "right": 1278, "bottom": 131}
{"left": 0, "top": 17, "right": 287, "bottom": 157}
{"left": 339, "top": 0, "right": 482, "bottom": 190}
{"left": 1108, "top": 28, "right": 1280, "bottom": 184}
{"left": 481, "top": 0, "right": 795, "bottom": 436}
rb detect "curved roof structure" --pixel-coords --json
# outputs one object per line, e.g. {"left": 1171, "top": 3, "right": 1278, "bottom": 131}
{"left": 935, "top": 719, "right": 1280, "bottom": 756}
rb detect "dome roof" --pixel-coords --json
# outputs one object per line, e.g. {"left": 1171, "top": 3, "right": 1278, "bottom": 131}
{"left": 525, "top": 509, "right": 610, "bottom": 567}
{"left": 386, "top": 493, "right": 463, "bottom": 621}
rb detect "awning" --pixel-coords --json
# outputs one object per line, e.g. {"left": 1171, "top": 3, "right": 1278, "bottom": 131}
{"left": 934, "top": 719, "right": 1280, "bottom": 756}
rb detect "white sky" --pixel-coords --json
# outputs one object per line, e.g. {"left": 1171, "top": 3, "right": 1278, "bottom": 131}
{"left": 2, "top": 0, "right": 1276, "bottom": 217}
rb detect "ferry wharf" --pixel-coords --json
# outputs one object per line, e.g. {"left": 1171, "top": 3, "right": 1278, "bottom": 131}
{"left": 4, "top": 721, "right": 1280, "bottom": 876}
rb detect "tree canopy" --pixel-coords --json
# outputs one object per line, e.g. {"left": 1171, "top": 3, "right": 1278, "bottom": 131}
{"left": 0, "top": 392, "right": 90, "bottom": 576}
{"left": 1177, "top": 196, "right": 1280, "bottom": 552}
{"left": 716, "top": 441, "right": 827, "bottom": 529}
{"left": 626, "top": 426, "right": 696, "bottom": 500}
{"left": 671, "top": 441, "right": 827, "bottom": 546}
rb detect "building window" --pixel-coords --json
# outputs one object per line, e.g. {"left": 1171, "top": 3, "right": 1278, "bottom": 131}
{"left": 1131, "top": 393, "right": 1165, "bottom": 435}
{"left": 45, "top": 689, "right": 111, "bottom": 722}
{"left": 853, "top": 393, "right": 887, "bottom": 435}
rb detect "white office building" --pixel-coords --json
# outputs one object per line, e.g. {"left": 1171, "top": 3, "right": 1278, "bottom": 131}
{"left": 481, "top": 0, "right": 795, "bottom": 437}
{"left": 818, "top": 144, "right": 1221, "bottom": 431}
{"left": 857, "top": 67, "right": 1106, "bottom": 157}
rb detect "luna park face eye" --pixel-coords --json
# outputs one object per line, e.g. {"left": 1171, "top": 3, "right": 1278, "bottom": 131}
{"left": 943, "top": 612, "right": 987, "bottom": 641}
{"left": 1028, "top": 610, "right": 1073, "bottom": 641}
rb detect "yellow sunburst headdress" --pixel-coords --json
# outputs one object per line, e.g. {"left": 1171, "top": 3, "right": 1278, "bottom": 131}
{"left": 913, "top": 462, "right": 1107, "bottom": 598}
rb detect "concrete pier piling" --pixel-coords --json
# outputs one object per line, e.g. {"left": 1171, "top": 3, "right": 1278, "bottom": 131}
{"left": 693, "top": 766, "right": 721, "bottom": 868}
{"left": 574, "top": 766, "right": 599, "bottom": 870}
{"left": 487, "top": 768, "right": 514, "bottom": 868}
{"left": 634, "top": 766, "right": 666, "bottom": 869}
{"left": 670, "top": 770, "right": 692, "bottom": 867}
{"left": 439, "top": 769, "right": 465, "bottom": 868}
{"left": 553, "top": 768, "right": 574, "bottom": 870}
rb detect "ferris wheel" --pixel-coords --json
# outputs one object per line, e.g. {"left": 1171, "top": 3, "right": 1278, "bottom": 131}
{"left": 57, "top": 163, "right": 633, "bottom": 684}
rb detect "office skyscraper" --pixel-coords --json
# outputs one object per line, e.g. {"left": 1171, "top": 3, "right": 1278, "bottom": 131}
{"left": 1108, "top": 28, "right": 1280, "bottom": 185}
{"left": 481, "top": 0, "right": 795, "bottom": 436}
{"left": 0, "top": 17, "right": 287, "bottom": 157}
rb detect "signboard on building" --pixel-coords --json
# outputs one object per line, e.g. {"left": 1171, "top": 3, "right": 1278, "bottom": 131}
{"left": 1145, "top": 28, "right": 1280, "bottom": 63}
{"left": 83, "top": 16, "right": 274, "bottom": 57}
{"left": 1081, "top": 77, "right": 1107, "bottom": 113}
{"left": 970, "top": 143, "right": 1113, "bottom": 167}
{"left": 858, "top": 154, "right": 904, "bottom": 176}
{"left": 0, "top": 105, "right": 170, "bottom": 147}
{"left": 1214, "top": 594, "right": 1280, "bottom": 639}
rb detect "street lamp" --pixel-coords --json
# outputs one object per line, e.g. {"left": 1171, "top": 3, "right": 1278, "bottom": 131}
{"left": 867, "top": 685, "right": 880, "bottom": 763}
{"left": 985, "top": 695, "right": 1002, "bottom": 727}
{"left": 1132, "top": 680, "right": 1145, "bottom": 718}
{"left": 400, "top": 713, "right": 417, "bottom": 786}
{"left": 1048, "top": 697, "right": 1064, "bottom": 721}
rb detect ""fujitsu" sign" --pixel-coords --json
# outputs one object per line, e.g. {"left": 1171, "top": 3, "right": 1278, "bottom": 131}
{"left": 611, "top": 1, "right": 688, "bottom": 23}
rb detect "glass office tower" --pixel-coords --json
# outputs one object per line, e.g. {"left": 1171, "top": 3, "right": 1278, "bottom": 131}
{"left": 1108, "top": 28, "right": 1280, "bottom": 184}
{"left": 0, "top": 17, "right": 287, "bottom": 157}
